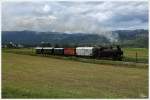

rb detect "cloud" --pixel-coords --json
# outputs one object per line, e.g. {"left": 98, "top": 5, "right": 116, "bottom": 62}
{"left": 43, "top": 4, "right": 51, "bottom": 13}
{"left": 2, "top": 1, "right": 148, "bottom": 42}
{"left": 2, "top": 1, "right": 148, "bottom": 30}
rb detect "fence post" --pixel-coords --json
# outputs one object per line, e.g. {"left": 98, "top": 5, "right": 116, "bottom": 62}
{"left": 136, "top": 52, "right": 138, "bottom": 63}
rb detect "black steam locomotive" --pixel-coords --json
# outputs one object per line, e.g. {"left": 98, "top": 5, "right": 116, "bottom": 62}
{"left": 93, "top": 46, "right": 123, "bottom": 60}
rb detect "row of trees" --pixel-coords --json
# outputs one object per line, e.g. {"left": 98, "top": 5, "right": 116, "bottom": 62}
{"left": 3, "top": 41, "right": 121, "bottom": 48}
{"left": 39, "top": 42, "right": 119, "bottom": 48}
{"left": 39, "top": 42, "right": 82, "bottom": 48}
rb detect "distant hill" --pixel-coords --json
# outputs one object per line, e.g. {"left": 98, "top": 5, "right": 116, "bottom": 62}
{"left": 113, "top": 29, "right": 148, "bottom": 48}
{"left": 2, "top": 29, "right": 148, "bottom": 48}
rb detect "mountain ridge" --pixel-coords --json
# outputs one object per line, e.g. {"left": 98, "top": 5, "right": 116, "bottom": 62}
{"left": 2, "top": 29, "right": 148, "bottom": 48}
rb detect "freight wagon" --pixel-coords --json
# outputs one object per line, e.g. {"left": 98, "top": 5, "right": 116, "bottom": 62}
{"left": 53, "top": 48, "right": 64, "bottom": 55}
{"left": 43, "top": 47, "right": 53, "bottom": 54}
{"left": 76, "top": 47, "right": 96, "bottom": 57}
{"left": 64, "top": 48, "right": 76, "bottom": 56}
{"left": 35, "top": 47, "right": 43, "bottom": 54}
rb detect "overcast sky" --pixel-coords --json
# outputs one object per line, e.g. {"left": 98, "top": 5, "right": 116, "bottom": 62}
{"left": 2, "top": 1, "right": 148, "bottom": 33}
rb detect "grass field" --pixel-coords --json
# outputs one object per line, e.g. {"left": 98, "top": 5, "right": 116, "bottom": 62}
{"left": 123, "top": 48, "right": 148, "bottom": 63}
{"left": 2, "top": 52, "right": 148, "bottom": 98}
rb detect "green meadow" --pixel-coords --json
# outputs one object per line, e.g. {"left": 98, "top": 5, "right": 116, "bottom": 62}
{"left": 2, "top": 48, "right": 148, "bottom": 98}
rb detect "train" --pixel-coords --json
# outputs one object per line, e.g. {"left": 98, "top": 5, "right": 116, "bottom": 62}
{"left": 35, "top": 46, "right": 123, "bottom": 60}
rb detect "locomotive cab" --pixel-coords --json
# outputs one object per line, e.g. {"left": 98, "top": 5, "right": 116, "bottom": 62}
{"left": 115, "top": 45, "right": 123, "bottom": 60}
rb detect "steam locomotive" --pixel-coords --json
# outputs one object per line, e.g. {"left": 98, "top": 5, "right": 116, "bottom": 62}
{"left": 35, "top": 46, "right": 123, "bottom": 60}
